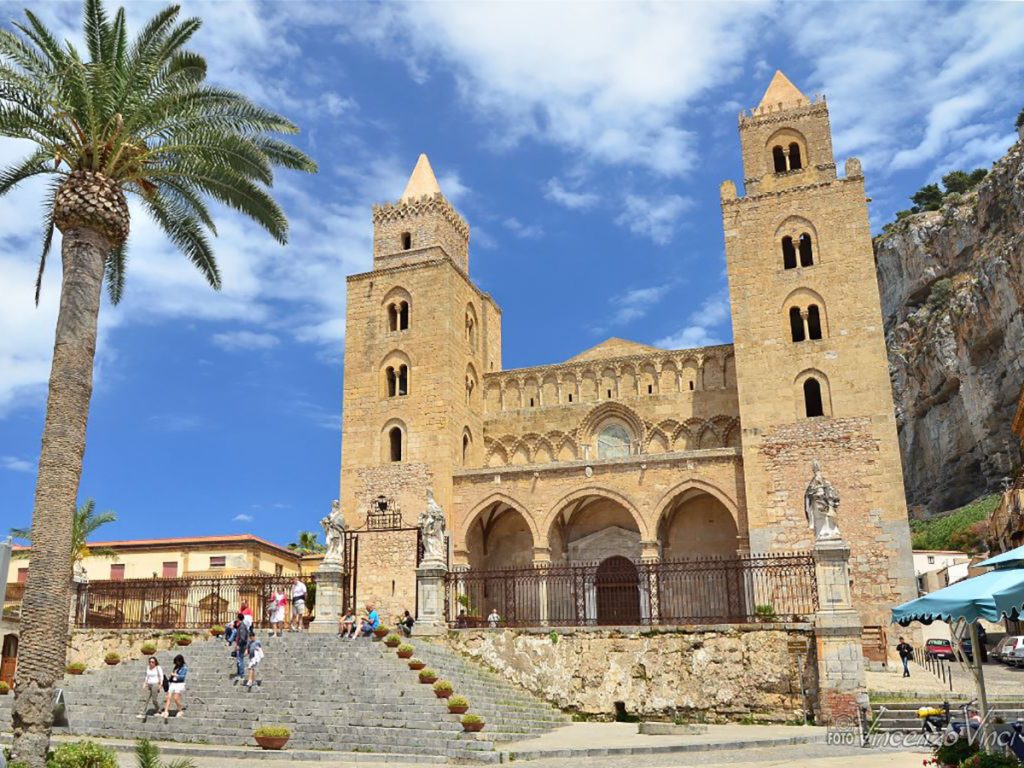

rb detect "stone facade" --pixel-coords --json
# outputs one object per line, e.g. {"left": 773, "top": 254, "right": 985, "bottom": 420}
{"left": 338, "top": 71, "right": 915, "bottom": 635}
{"left": 441, "top": 626, "right": 814, "bottom": 722}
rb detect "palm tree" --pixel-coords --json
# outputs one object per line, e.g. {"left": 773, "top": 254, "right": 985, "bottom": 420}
{"left": 134, "top": 738, "right": 195, "bottom": 768}
{"left": 0, "top": 2, "right": 316, "bottom": 763}
{"left": 287, "top": 530, "right": 326, "bottom": 554}
{"left": 11, "top": 498, "right": 119, "bottom": 566}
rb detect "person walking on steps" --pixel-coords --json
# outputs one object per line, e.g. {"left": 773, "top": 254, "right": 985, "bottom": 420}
{"left": 137, "top": 656, "right": 164, "bottom": 721}
{"left": 233, "top": 612, "right": 250, "bottom": 682}
{"left": 246, "top": 631, "right": 264, "bottom": 690}
{"left": 290, "top": 576, "right": 307, "bottom": 632}
{"left": 161, "top": 654, "right": 188, "bottom": 718}
{"left": 269, "top": 587, "right": 287, "bottom": 637}
{"left": 896, "top": 636, "right": 914, "bottom": 678}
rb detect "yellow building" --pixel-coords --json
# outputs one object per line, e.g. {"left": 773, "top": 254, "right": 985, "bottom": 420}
{"left": 338, "top": 71, "right": 917, "bottom": 629}
{"left": 7, "top": 534, "right": 317, "bottom": 585}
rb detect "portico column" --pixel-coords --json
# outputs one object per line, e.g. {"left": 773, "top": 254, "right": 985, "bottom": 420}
{"left": 533, "top": 547, "right": 551, "bottom": 626}
{"left": 800, "top": 308, "right": 810, "bottom": 340}
{"left": 640, "top": 540, "right": 661, "bottom": 625}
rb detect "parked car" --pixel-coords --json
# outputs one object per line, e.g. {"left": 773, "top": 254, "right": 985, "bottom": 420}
{"left": 925, "top": 638, "right": 956, "bottom": 661}
{"left": 1001, "top": 636, "right": 1024, "bottom": 667}
{"left": 992, "top": 636, "right": 1022, "bottom": 663}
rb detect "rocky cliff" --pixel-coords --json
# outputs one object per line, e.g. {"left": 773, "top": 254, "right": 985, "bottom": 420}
{"left": 877, "top": 137, "right": 1024, "bottom": 514}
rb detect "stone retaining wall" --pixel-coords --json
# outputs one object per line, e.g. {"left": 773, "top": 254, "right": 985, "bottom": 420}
{"left": 67, "top": 629, "right": 212, "bottom": 668}
{"left": 440, "top": 625, "right": 816, "bottom": 722}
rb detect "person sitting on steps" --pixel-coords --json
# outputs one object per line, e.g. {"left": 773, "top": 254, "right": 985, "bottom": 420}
{"left": 351, "top": 602, "right": 379, "bottom": 639}
{"left": 338, "top": 606, "right": 356, "bottom": 638}
{"left": 397, "top": 610, "right": 414, "bottom": 638}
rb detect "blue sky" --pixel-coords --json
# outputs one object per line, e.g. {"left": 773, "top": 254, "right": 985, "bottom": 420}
{"left": 1, "top": 1, "right": 1022, "bottom": 547}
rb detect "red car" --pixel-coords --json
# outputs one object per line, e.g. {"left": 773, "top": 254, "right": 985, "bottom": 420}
{"left": 925, "top": 638, "right": 955, "bottom": 661}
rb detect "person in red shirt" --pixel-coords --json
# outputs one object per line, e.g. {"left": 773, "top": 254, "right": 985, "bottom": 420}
{"left": 239, "top": 601, "right": 253, "bottom": 628}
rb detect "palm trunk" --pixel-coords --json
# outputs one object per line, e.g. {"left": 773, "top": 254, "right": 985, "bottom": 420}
{"left": 11, "top": 226, "right": 108, "bottom": 768}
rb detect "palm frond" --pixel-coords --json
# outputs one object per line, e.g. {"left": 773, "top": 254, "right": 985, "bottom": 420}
{"left": 0, "top": 148, "right": 54, "bottom": 198}
{"left": 140, "top": 191, "right": 221, "bottom": 288}
{"left": 35, "top": 181, "right": 58, "bottom": 306}
{"left": 104, "top": 240, "right": 127, "bottom": 304}
{"left": 134, "top": 738, "right": 160, "bottom": 768}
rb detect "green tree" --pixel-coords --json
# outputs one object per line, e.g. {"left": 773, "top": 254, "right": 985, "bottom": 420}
{"left": 287, "top": 530, "right": 326, "bottom": 554}
{"left": 1016, "top": 108, "right": 1024, "bottom": 129}
{"left": 11, "top": 498, "right": 118, "bottom": 565}
{"left": 941, "top": 168, "right": 987, "bottom": 195}
{"left": 0, "top": 2, "right": 316, "bottom": 763}
{"left": 910, "top": 183, "right": 944, "bottom": 212}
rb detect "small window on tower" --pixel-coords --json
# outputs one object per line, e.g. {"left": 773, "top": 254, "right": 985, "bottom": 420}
{"left": 401, "top": 232, "right": 412, "bottom": 250}
{"left": 398, "top": 301, "right": 410, "bottom": 330}
{"left": 389, "top": 427, "right": 403, "bottom": 462}
{"left": 789, "top": 307, "right": 806, "bottom": 342}
{"left": 387, "top": 304, "right": 398, "bottom": 332}
{"left": 568, "top": 393, "right": 573, "bottom": 403}
{"left": 607, "top": 389, "right": 612, "bottom": 398}
{"left": 529, "top": 397, "right": 535, "bottom": 407}
{"left": 782, "top": 236, "right": 797, "bottom": 270}
{"left": 788, "top": 142, "right": 803, "bottom": 170}
{"left": 647, "top": 384, "right": 653, "bottom": 395}
{"left": 799, "top": 233, "right": 814, "bottom": 267}
{"left": 807, "top": 305, "right": 823, "bottom": 340}
{"left": 397, "top": 365, "right": 409, "bottom": 396}
{"left": 772, "top": 145, "right": 787, "bottom": 173}
{"left": 688, "top": 381, "right": 694, "bottom": 391}
{"left": 803, "top": 378, "right": 824, "bottom": 418}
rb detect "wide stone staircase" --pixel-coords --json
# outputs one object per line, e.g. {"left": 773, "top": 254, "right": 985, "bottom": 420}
{"left": 871, "top": 698, "right": 1024, "bottom": 733}
{"left": 0, "top": 633, "right": 569, "bottom": 763}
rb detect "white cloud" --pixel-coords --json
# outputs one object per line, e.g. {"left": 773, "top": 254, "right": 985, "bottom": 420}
{"left": 212, "top": 331, "right": 280, "bottom": 352}
{"left": 611, "top": 285, "right": 673, "bottom": 325}
{"left": 656, "top": 289, "right": 732, "bottom": 350}
{"left": 502, "top": 217, "right": 544, "bottom": 240}
{"left": 615, "top": 194, "right": 692, "bottom": 245}
{"left": 544, "top": 178, "right": 599, "bottom": 211}
{"left": 1, "top": 455, "right": 33, "bottom": 473}
{"left": 233, "top": 513, "right": 254, "bottom": 522}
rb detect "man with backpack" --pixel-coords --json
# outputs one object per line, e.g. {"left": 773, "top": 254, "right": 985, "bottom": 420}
{"left": 233, "top": 612, "right": 250, "bottom": 683}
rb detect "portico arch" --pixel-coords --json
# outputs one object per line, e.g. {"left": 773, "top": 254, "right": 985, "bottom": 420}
{"left": 459, "top": 493, "right": 538, "bottom": 570}
{"left": 544, "top": 488, "right": 648, "bottom": 565}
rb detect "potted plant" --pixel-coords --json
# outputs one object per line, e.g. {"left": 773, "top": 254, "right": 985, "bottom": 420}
{"left": 754, "top": 603, "right": 776, "bottom": 622}
{"left": 0, "top": 682, "right": 9, "bottom": 695}
{"left": 447, "top": 695, "right": 469, "bottom": 714}
{"left": 418, "top": 668, "right": 438, "bottom": 684}
{"left": 174, "top": 634, "right": 192, "bottom": 647}
{"left": 408, "top": 657, "right": 426, "bottom": 671}
{"left": 104, "top": 652, "right": 121, "bottom": 666}
{"left": 384, "top": 634, "right": 401, "bottom": 648}
{"left": 253, "top": 725, "right": 291, "bottom": 750}
{"left": 66, "top": 662, "right": 86, "bottom": 675}
{"left": 140, "top": 642, "right": 157, "bottom": 655}
{"left": 210, "top": 625, "right": 225, "bottom": 637}
{"left": 432, "top": 680, "right": 453, "bottom": 699}
{"left": 397, "top": 643, "right": 414, "bottom": 659}
{"left": 461, "top": 714, "right": 485, "bottom": 732}
{"left": 373, "top": 625, "right": 390, "bottom": 640}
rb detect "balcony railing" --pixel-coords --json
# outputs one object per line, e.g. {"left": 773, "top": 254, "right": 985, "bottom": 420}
{"left": 445, "top": 552, "right": 817, "bottom": 628}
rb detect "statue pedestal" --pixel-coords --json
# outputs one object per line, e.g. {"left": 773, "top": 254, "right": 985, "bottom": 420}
{"left": 415, "top": 562, "right": 447, "bottom": 636}
{"left": 310, "top": 560, "right": 345, "bottom": 635}
{"left": 812, "top": 537, "right": 866, "bottom": 724}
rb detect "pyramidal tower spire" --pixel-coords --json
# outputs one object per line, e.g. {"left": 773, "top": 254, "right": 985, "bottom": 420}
{"left": 401, "top": 153, "right": 442, "bottom": 202}
{"left": 757, "top": 70, "right": 808, "bottom": 111}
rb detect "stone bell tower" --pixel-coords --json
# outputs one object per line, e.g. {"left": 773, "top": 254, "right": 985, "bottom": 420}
{"left": 720, "top": 71, "right": 916, "bottom": 627}
{"left": 339, "top": 154, "right": 501, "bottom": 618}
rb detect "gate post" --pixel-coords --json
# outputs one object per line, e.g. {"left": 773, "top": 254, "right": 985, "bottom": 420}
{"left": 310, "top": 560, "right": 346, "bottom": 634}
{"left": 812, "top": 537, "right": 866, "bottom": 724}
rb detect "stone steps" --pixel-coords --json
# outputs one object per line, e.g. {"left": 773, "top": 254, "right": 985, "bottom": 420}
{"left": 0, "top": 633, "right": 567, "bottom": 761}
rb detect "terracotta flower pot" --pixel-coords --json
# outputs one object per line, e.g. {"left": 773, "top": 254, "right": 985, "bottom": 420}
{"left": 434, "top": 689, "right": 452, "bottom": 699}
{"left": 419, "top": 674, "right": 437, "bottom": 684}
{"left": 176, "top": 638, "right": 192, "bottom": 646}
{"left": 385, "top": 639, "right": 400, "bottom": 648}
{"left": 0, "top": 688, "right": 9, "bottom": 695}
{"left": 373, "top": 627, "right": 389, "bottom": 639}
{"left": 449, "top": 705, "right": 468, "bottom": 714}
{"left": 462, "top": 722, "right": 485, "bottom": 732}
{"left": 104, "top": 659, "right": 120, "bottom": 666}
{"left": 409, "top": 661, "right": 425, "bottom": 670}
{"left": 254, "top": 736, "right": 289, "bottom": 750}
{"left": 210, "top": 628, "right": 223, "bottom": 637}
{"left": 397, "top": 649, "right": 413, "bottom": 658}
{"left": 67, "top": 667, "right": 85, "bottom": 675}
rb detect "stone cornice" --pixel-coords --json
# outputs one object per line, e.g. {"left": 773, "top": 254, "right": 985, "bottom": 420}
{"left": 739, "top": 100, "right": 828, "bottom": 129}
{"left": 453, "top": 446, "right": 741, "bottom": 480}
{"left": 725, "top": 171, "right": 851, "bottom": 207}
{"left": 372, "top": 192, "right": 469, "bottom": 239}
{"left": 482, "top": 343, "right": 734, "bottom": 383}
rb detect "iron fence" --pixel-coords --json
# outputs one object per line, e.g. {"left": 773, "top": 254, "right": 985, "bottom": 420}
{"left": 72, "top": 574, "right": 316, "bottom": 629}
{"left": 445, "top": 552, "right": 817, "bottom": 627}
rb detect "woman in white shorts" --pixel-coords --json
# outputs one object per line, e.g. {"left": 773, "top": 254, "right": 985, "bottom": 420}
{"left": 161, "top": 654, "right": 188, "bottom": 718}
{"left": 269, "top": 588, "right": 287, "bottom": 637}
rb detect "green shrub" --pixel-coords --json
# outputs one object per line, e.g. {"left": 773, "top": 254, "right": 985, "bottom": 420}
{"left": 925, "top": 278, "right": 953, "bottom": 310}
{"left": 933, "top": 735, "right": 977, "bottom": 766}
{"left": 140, "top": 642, "right": 157, "bottom": 655}
{"left": 48, "top": 740, "right": 118, "bottom": 768}
{"left": 408, "top": 657, "right": 424, "bottom": 666}
{"left": 448, "top": 695, "right": 469, "bottom": 708}
{"left": 103, "top": 652, "right": 120, "bottom": 664}
{"left": 397, "top": 643, "right": 414, "bottom": 654}
{"left": 384, "top": 634, "right": 400, "bottom": 645}
{"left": 911, "top": 495, "right": 1000, "bottom": 550}
{"left": 172, "top": 634, "right": 192, "bottom": 645}
{"left": 754, "top": 603, "right": 777, "bottom": 620}
{"left": 432, "top": 679, "right": 453, "bottom": 693}
{"left": 958, "top": 751, "right": 1021, "bottom": 768}
{"left": 66, "top": 662, "right": 86, "bottom": 674}
{"left": 210, "top": 624, "right": 225, "bottom": 635}
{"left": 460, "top": 714, "right": 484, "bottom": 725}
{"left": 254, "top": 726, "right": 291, "bottom": 739}
{"left": 418, "top": 668, "right": 437, "bottom": 679}
{"left": 133, "top": 739, "right": 196, "bottom": 768}
{"left": 1017, "top": 108, "right": 1024, "bottom": 129}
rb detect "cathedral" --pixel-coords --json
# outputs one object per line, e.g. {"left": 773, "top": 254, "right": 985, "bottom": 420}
{"left": 337, "top": 71, "right": 916, "bottom": 632}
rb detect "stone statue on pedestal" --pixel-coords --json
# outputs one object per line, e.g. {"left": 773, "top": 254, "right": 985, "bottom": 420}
{"left": 321, "top": 499, "right": 347, "bottom": 564}
{"left": 418, "top": 490, "right": 447, "bottom": 567}
{"left": 805, "top": 460, "right": 841, "bottom": 541}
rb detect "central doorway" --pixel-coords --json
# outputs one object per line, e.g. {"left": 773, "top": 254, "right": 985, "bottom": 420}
{"left": 595, "top": 556, "right": 640, "bottom": 625}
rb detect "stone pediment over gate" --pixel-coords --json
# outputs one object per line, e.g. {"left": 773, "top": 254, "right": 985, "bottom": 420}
{"left": 567, "top": 525, "right": 641, "bottom": 563}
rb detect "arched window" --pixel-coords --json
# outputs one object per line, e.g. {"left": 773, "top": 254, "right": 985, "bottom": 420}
{"left": 462, "top": 429, "right": 472, "bottom": 465}
{"left": 385, "top": 365, "right": 409, "bottom": 397}
{"left": 807, "top": 305, "right": 823, "bottom": 340}
{"left": 803, "top": 378, "right": 824, "bottom": 418}
{"left": 597, "top": 424, "right": 631, "bottom": 460}
{"left": 386, "top": 366, "right": 397, "bottom": 397}
{"left": 789, "top": 307, "right": 805, "bottom": 342}
{"left": 401, "top": 232, "right": 412, "bottom": 250}
{"left": 398, "top": 301, "right": 409, "bottom": 330}
{"left": 782, "top": 236, "right": 797, "bottom": 270}
{"left": 397, "top": 364, "right": 408, "bottom": 396}
{"left": 772, "top": 145, "right": 787, "bottom": 173}
{"left": 465, "top": 305, "right": 478, "bottom": 350}
{"left": 387, "top": 304, "right": 399, "bottom": 332}
{"left": 798, "top": 233, "right": 814, "bottom": 267}
{"left": 788, "top": 142, "right": 803, "bottom": 170}
{"left": 388, "top": 426, "right": 403, "bottom": 462}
